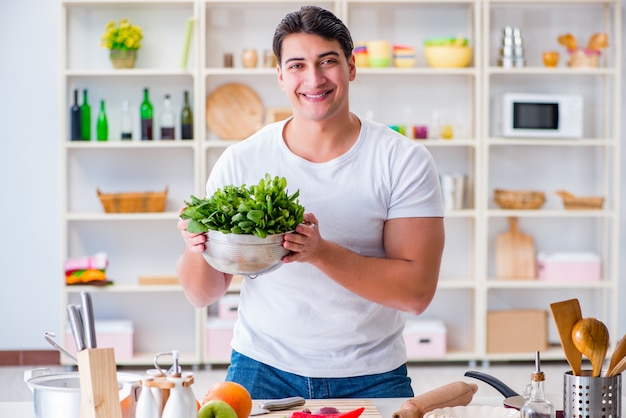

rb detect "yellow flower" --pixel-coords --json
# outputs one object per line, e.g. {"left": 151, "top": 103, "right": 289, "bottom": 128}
{"left": 101, "top": 18, "right": 142, "bottom": 51}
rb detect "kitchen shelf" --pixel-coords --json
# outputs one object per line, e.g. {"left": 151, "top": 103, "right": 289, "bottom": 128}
{"left": 59, "top": 0, "right": 620, "bottom": 366}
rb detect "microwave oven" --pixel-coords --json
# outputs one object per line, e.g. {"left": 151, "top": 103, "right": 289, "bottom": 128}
{"left": 502, "top": 93, "right": 583, "bottom": 138}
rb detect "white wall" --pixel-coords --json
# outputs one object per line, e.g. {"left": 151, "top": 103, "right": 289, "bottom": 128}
{"left": 0, "top": 0, "right": 624, "bottom": 351}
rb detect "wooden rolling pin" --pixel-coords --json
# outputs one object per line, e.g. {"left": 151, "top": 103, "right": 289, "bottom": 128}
{"left": 392, "top": 381, "right": 478, "bottom": 418}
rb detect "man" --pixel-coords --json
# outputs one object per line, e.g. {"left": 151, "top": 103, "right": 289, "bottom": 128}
{"left": 177, "top": 5, "right": 444, "bottom": 398}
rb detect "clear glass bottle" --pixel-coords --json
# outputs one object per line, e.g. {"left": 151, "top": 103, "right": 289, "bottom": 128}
{"left": 520, "top": 351, "right": 555, "bottom": 418}
{"left": 160, "top": 94, "right": 175, "bottom": 140}
{"left": 96, "top": 100, "right": 108, "bottom": 141}
{"left": 120, "top": 100, "right": 133, "bottom": 140}
{"left": 80, "top": 89, "right": 91, "bottom": 140}
{"left": 140, "top": 88, "right": 154, "bottom": 140}
{"left": 70, "top": 89, "right": 81, "bottom": 141}
{"left": 180, "top": 90, "right": 193, "bottom": 140}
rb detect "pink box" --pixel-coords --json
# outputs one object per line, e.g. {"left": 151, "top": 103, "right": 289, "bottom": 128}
{"left": 65, "top": 320, "right": 134, "bottom": 361}
{"left": 206, "top": 318, "right": 235, "bottom": 362}
{"left": 537, "top": 252, "right": 600, "bottom": 281}
{"left": 218, "top": 295, "right": 240, "bottom": 320}
{"left": 403, "top": 319, "right": 446, "bottom": 358}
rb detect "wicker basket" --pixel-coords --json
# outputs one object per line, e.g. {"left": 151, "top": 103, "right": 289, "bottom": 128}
{"left": 556, "top": 190, "right": 604, "bottom": 210}
{"left": 494, "top": 189, "right": 545, "bottom": 210}
{"left": 97, "top": 188, "right": 168, "bottom": 213}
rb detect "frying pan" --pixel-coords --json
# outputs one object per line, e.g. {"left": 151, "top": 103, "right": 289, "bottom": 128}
{"left": 464, "top": 371, "right": 564, "bottom": 418}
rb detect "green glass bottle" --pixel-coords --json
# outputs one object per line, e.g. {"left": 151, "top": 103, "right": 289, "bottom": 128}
{"left": 96, "top": 100, "right": 108, "bottom": 141}
{"left": 140, "top": 88, "right": 153, "bottom": 140}
{"left": 80, "top": 89, "right": 91, "bottom": 140}
{"left": 181, "top": 90, "right": 193, "bottom": 140}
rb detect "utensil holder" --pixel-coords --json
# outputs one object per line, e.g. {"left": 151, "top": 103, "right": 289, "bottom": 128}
{"left": 78, "top": 348, "right": 122, "bottom": 418}
{"left": 563, "top": 370, "right": 621, "bottom": 418}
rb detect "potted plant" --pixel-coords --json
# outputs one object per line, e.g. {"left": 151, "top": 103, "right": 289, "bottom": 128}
{"left": 100, "top": 18, "right": 143, "bottom": 69}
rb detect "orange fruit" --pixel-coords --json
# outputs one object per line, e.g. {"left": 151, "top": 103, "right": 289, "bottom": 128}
{"left": 202, "top": 381, "right": 252, "bottom": 418}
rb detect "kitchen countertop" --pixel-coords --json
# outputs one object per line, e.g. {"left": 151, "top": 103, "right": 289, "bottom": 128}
{"left": 0, "top": 397, "right": 506, "bottom": 418}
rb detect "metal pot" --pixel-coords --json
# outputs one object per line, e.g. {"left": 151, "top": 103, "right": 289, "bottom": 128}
{"left": 24, "top": 368, "right": 141, "bottom": 418}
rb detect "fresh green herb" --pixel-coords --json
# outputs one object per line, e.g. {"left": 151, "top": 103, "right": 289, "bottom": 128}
{"left": 181, "top": 174, "right": 305, "bottom": 238}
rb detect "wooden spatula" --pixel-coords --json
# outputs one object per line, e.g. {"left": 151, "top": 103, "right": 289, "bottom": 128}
{"left": 495, "top": 217, "right": 536, "bottom": 279}
{"left": 607, "top": 334, "right": 626, "bottom": 376}
{"left": 550, "top": 299, "right": 583, "bottom": 375}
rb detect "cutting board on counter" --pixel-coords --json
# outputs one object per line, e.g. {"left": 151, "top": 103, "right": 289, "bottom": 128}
{"left": 495, "top": 217, "right": 536, "bottom": 279}
{"left": 252, "top": 399, "right": 382, "bottom": 418}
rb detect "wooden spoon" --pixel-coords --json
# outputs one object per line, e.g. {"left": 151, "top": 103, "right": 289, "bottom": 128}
{"left": 607, "top": 334, "right": 626, "bottom": 376}
{"left": 571, "top": 318, "right": 609, "bottom": 377}
{"left": 550, "top": 299, "right": 583, "bottom": 375}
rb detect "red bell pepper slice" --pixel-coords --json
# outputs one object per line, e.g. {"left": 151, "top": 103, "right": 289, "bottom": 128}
{"left": 291, "top": 407, "right": 365, "bottom": 418}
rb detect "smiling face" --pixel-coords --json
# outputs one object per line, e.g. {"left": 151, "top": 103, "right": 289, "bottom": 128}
{"left": 277, "top": 33, "right": 356, "bottom": 124}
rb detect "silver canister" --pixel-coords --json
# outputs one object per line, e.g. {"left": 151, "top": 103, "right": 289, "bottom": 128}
{"left": 499, "top": 26, "right": 525, "bottom": 67}
{"left": 563, "top": 371, "right": 621, "bottom": 418}
{"left": 440, "top": 173, "right": 467, "bottom": 210}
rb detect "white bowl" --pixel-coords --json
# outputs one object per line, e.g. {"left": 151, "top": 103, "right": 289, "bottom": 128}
{"left": 424, "top": 405, "right": 519, "bottom": 418}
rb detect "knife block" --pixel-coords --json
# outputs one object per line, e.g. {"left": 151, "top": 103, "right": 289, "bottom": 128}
{"left": 78, "top": 347, "right": 122, "bottom": 418}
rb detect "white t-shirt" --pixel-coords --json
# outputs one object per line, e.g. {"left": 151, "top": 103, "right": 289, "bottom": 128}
{"left": 206, "top": 116, "right": 444, "bottom": 377}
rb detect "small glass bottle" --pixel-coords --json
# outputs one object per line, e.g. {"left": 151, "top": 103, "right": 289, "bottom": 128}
{"left": 520, "top": 351, "right": 555, "bottom": 418}
{"left": 80, "top": 89, "right": 91, "bottom": 140}
{"left": 120, "top": 100, "right": 133, "bottom": 140}
{"left": 96, "top": 100, "right": 108, "bottom": 141}
{"left": 180, "top": 90, "right": 193, "bottom": 140}
{"left": 160, "top": 94, "right": 175, "bottom": 140}
{"left": 140, "top": 88, "right": 154, "bottom": 140}
{"left": 70, "top": 89, "right": 81, "bottom": 141}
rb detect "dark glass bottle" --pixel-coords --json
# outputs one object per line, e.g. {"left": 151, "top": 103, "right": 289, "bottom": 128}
{"left": 70, "top": 89, "right": 81, "bottom": 141}
{"left": 96, "top": 100, "right": 108, "bottom": 141}
{"left": 80, "top": 89, "right": 91, "bottom": 140}
{"left": 140, "top": 88, "right": 154, "bottom": 140}
{"left": 181, "top": 90, "right": 193, "bottom": 140}
{"left": 160, "top": 94, "right": 175, "bottom": 140}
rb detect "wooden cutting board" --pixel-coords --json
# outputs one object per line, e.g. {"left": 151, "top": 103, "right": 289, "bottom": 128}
{"left": 206, "top": 83, "right": 264, "bottom": 140}
{"left": 495, "top": 217, "right": 536, "bottom": 279}
{"left": 252, "top": 399, "right": 382, "bottom": 418}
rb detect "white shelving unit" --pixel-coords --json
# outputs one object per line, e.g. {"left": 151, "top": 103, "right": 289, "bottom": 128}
{"left": 59, "top": 0, "right": 620, "bottom": 366}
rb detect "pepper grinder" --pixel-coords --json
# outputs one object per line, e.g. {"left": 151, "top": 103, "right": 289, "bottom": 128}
{"left": 520, "top": 351, "right": 555, "bottom": 418}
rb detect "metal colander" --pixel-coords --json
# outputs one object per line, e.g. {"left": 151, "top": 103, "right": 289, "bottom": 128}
{"left": 202, "top": 230, "right": 290, "bottom": 276}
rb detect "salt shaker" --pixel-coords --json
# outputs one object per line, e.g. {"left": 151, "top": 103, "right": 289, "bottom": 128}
{"left": 135, "top": 377, "right": 160, "bottom": 418}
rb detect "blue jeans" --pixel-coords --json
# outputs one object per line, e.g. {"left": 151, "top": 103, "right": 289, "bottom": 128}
{"left": 225, "top": 350, "right": 414, "bottom": 399}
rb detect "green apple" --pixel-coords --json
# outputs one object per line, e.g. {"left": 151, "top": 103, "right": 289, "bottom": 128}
{"left": 199, "top": 400, "right": 239, "bottom": 418}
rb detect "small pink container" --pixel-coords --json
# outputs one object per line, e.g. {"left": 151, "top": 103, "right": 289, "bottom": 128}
{"left": 403, "top": 319, "right": 446, "bottom": 358}
{"left": 218, "top": 294, "right": 240, "bottom": 319}
{"left": 65, "top": 320, "right": 134, "bottom": 361}
{"left": 205, "top": 318, "right": 235, "bottom": 362}
{"left": 536, "top": 252, "right": 600, "bottom": 281}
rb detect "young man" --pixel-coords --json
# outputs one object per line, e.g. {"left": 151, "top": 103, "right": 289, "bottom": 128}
{"left": 177, "top": 5, "right": 444, "bottom": 398}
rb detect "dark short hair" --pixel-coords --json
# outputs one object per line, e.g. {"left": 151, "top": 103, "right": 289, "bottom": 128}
{"left": 272, "top": 5, "right": 354, "bottom": 66}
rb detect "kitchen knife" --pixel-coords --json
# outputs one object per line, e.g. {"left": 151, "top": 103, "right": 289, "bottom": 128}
{"left": 66, "top": 305, "right": 86, "bottom": 352}
{"left": 80, "top": 291, "right": 97, "bottom": 349}
{"left": 249, "top": 397, "right": 306, "bottom": 416}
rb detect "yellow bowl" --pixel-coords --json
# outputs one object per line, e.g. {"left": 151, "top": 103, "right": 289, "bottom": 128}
{"left": 424, "top": 46, "right": 472, "bottom": 68}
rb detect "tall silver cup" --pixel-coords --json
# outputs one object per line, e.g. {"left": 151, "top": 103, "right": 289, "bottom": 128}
{"left": 563, "top": 370, "right": 621, "bottom": 418}
{"left": 440, "top": 173, "right": 466, "bottom": 210}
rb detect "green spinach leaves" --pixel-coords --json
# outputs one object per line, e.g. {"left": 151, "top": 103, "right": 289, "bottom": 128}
{"left": 181, "top": 174, "right": 305, "bottom": 238}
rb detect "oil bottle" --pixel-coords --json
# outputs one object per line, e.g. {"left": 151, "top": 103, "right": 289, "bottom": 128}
{"left": 520, "top": 351, "right": 555, "bottom": 418}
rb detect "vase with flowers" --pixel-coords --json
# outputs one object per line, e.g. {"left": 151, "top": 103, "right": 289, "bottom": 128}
{"left": 101, "top": 18, "right": 143, "bottom": 69}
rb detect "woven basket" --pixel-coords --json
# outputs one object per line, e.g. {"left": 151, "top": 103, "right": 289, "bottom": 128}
{"left": 494, "top": 189, "right": 545, "bottom": 210}
{"left": 556, "top": 191, "right": 604, "bottom": 210}
{"left": 97, "top": 188, "right": 167, "bottom": 213}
